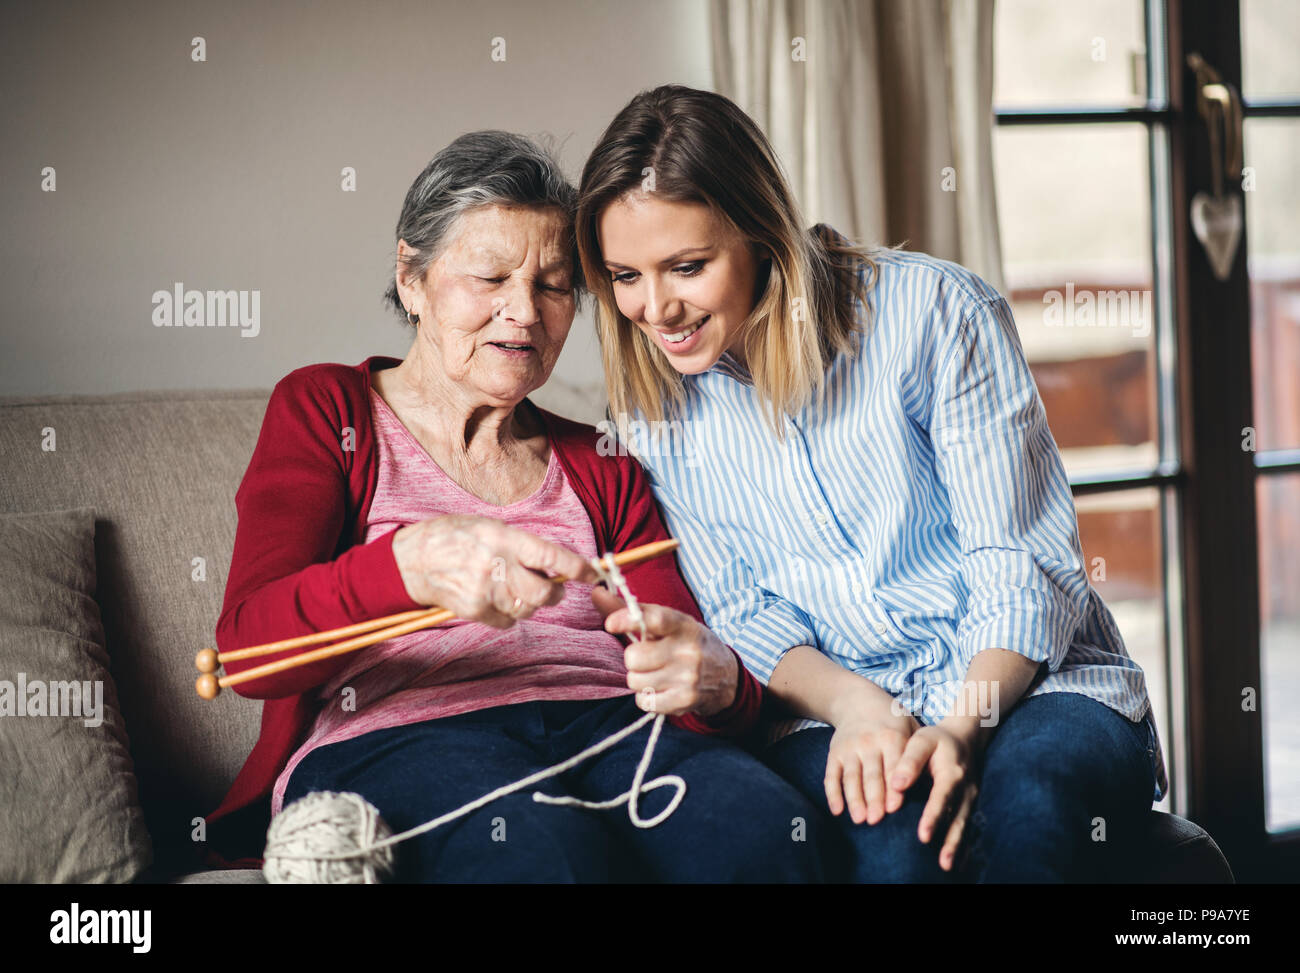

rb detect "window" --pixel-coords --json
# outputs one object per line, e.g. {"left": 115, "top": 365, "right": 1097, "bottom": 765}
{"left": 993, "top": 0, "right": 1300, "bottom": 874}
{"left": 1241, "top": 0, "right": 1300, "bottom": 835}
{"left": 993, "top": 0, "right": 1179, "bottom": 815}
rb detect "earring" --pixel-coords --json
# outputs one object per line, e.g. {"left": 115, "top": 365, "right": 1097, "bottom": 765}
{"left": 406, "top": 307, "right": 419, "bottom": 326}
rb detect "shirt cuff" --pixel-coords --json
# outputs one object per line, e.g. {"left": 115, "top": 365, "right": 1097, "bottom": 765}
{"left": 721, "top": 599, "right": 819, "bottom": 686}
{"left": 957, "top": 588, "right": 1082, "bottom": 672}
{"left": 957, "top": 549, "right": 1084, "bottom": 672}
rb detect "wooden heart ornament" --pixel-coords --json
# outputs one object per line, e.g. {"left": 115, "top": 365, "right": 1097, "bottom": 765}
{"left": 1190, "top": 192, "right": 1242, "bottom": 281}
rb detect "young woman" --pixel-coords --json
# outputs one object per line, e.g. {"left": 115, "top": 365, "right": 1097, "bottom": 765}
{"left": 576, "top": 84, "right": 1167, "bottom": 882}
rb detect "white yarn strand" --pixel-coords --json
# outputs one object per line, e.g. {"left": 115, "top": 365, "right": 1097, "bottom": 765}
{"left": 531, "top": 553, "right": 686, "bottom": 827}
{"left": 263, "top": 552, "right": 685, "bottom": 882}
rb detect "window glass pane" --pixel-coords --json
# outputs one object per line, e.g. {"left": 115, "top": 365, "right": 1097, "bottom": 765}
{"left": 1074, "top": 487, "right": 1171, "bottom": 810}
{"left": 1258, "top": 473, "right": 1300, "bottom": 831}
{"left": 994, "top": 124, "right": 1156, "bottom": 476}
{"left": 1245, "top": 118, "right": 1300, "bottom": 453}
{"left": 1242, "top": 0, "right": 1300, "bottom": 102}
{"left": 994, "top": 0, "right": 1147, "bottom": 109}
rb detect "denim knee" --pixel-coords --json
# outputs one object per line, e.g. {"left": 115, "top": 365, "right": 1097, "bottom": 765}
{"left": 401, "top": 794, "right": 618, "bottom": 883}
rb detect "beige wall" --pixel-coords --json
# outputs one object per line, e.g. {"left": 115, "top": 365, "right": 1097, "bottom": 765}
{"left": 0, "top": 0, "right": 713, "bottom": 421}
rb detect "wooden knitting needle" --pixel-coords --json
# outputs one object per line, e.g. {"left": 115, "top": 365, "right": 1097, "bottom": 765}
{"left": 197, "top": 608, "right": 437, "bottom": 668}
{"left": 198, "top": 537, "right": 680, "bottom": 668}
{"left": 196, "top": 537, "right": 679, "bottom": 699}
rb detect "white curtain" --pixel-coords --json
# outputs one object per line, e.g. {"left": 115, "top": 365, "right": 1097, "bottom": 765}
{"left": 710, "top": 0, "right": 1006, "bottom": 294}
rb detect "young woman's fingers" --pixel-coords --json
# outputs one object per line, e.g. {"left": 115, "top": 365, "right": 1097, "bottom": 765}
{"left": 859, "top": 748, "right": 886, "bottom": 825}
{"left": 840, "top": 755, "right": 868, "bottom": 824}
{"left": 890, "top": 732, "right": 936, "bottom": 794}
{"left": 824, "top": 756, "right": 846, "bottom": 816}
{"left": 938, "top": 784, "right": 979, "bottom": 872}
{"left": 884, "top": 785, "right": 906, "bottom": 815}
{"left": 879, "top": 733, "right": 909, "bottom": 814}
{"left": 918, "top": 748, "right": 966, "bottom": 844}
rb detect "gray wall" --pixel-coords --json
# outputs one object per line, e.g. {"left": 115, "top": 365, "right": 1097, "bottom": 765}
{"left": 0, "top": 0, "right": 713, "bottom": 421}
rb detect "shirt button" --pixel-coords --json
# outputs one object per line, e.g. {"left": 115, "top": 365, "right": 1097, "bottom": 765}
{"left": 874, "top": 621, "right": 888, "bottom": 635}
{"left": 814, "top": 511, "right": 828, "bottom": 525}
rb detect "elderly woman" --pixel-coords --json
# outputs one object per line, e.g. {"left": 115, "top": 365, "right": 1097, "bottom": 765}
{"left": 200, "top": 131, "right": 825, "bottom": 883}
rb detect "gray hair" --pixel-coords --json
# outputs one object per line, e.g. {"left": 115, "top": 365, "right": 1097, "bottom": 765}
{"left": 383, "top": 131, "right": 582, "bottom": 322}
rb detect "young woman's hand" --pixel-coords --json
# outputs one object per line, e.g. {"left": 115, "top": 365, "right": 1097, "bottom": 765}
{"left": 888, "top": 722, "right": 981, "bottom": 872}
{"left": 824, "top": 698, "right": 921, "bottom": 826}
{"left": 591, "top": 587, "right": 739, "bottom": 717}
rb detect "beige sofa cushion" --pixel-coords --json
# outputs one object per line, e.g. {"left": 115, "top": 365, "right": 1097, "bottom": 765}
{"left": 0, "top": 507, "right": 152, "bottom": 880}
{"left": 0, "top": 390, "right": 267, "bottom": 874}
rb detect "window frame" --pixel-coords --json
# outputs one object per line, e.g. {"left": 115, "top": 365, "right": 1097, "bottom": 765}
{"left": 993, "top": 0, "right": 1300, "bottom": 880}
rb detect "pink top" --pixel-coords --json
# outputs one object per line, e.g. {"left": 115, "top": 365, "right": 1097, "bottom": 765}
{"left": 271, "top": 388, "right": 634, "bottom": 814}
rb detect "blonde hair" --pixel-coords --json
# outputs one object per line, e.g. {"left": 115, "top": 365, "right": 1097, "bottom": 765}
{"left": 576, "top": 85, "right": 881, "bottom": 439}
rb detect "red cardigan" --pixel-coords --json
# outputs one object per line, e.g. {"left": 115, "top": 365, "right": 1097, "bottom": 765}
{"left": 200, "top": 355, "right": 762, "bottom": 868}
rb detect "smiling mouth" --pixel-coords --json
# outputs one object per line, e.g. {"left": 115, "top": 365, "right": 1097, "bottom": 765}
{"left": 660, "top": 315, "right": 709, "bottom": 344}
{"left": 490, "top": 341, "right": 534, "bottom": 351}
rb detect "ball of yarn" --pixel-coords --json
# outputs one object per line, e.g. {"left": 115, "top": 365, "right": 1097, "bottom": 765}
{"left": 263, "top": 791, "right": 396, "bottom": 884}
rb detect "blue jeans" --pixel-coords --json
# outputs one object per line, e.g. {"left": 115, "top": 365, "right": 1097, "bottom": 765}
{"left": 762, "top": 691, "right": 1158, "bottom": 883}
{"left": 283, "top": 694, "right": 829, "bottom": 882}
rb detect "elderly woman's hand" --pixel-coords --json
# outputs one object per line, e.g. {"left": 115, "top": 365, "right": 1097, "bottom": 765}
{"left": 392, "top": 514, "right": 599, "bottom": 628}
{"left": 591, "top": 587, "right": 739, "bottom": 717}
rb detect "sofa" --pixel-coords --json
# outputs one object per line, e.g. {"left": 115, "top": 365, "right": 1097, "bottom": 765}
{"left": 0, "top": 384, "right": 1235, "bottom": 883}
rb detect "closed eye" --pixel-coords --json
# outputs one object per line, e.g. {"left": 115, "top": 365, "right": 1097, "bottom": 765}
{"left": 477, "top": 275, "right": 570, "bottom": 294}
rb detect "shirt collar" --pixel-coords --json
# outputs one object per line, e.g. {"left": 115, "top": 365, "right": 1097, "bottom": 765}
{"left": 704, "top": 349, "right": 754, "bottom": 386}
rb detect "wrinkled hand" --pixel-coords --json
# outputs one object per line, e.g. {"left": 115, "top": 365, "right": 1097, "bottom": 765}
{"left": 592, "top": 587, "right": 738, "bottom": 717}
{"left": 889, "top": 723, "right": 980, "bottom": 872}
{"left": 392, "top": 514, "right": 597, "bottom": 628}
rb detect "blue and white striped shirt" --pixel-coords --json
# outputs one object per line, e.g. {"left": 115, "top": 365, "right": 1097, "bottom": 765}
{"left": 618, "top": 241, "right": 1168, "bottom": 802}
